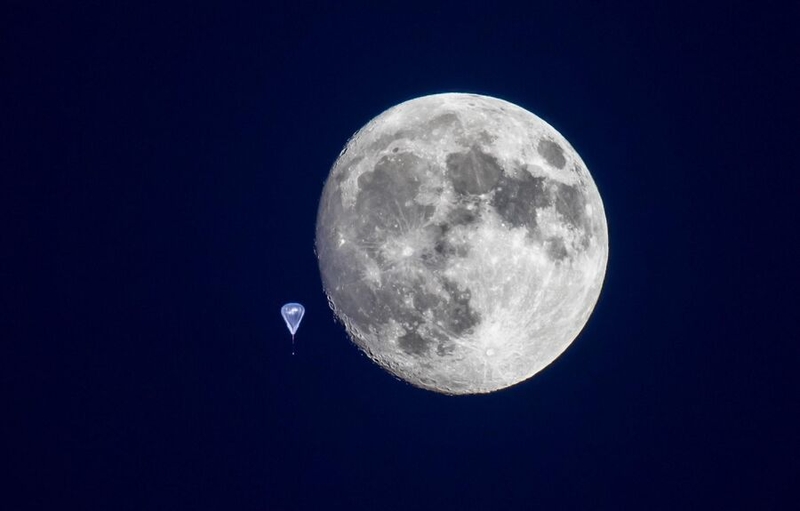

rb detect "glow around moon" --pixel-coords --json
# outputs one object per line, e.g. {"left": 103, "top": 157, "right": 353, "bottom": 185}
{"left": 316, "top": 93, "right": 608, "bottom": 395}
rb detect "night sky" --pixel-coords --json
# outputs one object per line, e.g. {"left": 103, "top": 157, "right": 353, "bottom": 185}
{"left": 4, "top": 2, "right": 798, "bottom": 509}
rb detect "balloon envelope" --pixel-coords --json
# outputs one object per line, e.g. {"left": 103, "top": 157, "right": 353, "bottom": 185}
{"left": 281, "top": 303, "right": 305, "bottom": 336}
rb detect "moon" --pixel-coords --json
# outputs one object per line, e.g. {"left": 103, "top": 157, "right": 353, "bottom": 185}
{"left": 316, "top": 93, "right": 608, "bottom": 395}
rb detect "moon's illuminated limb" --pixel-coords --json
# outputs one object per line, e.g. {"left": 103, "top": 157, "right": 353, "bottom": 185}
{"left": 316, "top": 93, "right": 608, "bottom": 395}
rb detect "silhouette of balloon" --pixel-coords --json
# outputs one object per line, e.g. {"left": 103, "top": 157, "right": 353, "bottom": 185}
{"left": 281, "top": 303, "right": 305, "bottom": 355}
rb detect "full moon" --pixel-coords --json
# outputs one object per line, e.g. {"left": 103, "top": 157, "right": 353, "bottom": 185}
{"left": 316, "top": 93, "right": 608, "bottom": 395}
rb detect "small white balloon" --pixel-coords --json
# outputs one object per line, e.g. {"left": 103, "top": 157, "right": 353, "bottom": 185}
{"left": 281, "top": 303, "right": 305, "bottom": 337}
{"left": 281, "top": 303, "right": 305, "bottom": 355}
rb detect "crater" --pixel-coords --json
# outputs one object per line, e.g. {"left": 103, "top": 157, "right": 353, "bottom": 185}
{"left": 537, "top": 139, "right": 566, "bottom": 169}
{"left": 436, "top": 340, "right": 456, "bottom": 357}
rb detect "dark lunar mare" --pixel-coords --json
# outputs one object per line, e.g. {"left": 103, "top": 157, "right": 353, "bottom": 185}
{"left": 553, "top": 182, "right": 593, "bottom": 250}
{"left": 443, "top": 147, "right": 593, "bottom": 257}
{"left": 322, "top": 147, "right": 485, "bottom": 359}
{"left": 317, "top": 94, "right": 608, "bottom": 394}
{"left": 537, "top": 139, "right": 566, "bottom": 169}
{"left": 491, "top": 170, "right": 551, "bottom": 233}
{"left": 553, "top": 183, "right": 587, "bottom": 230}
{"left": 446, "top": 146, "right": 502, "bottom": 195}
{"left": 546, "top": 237, "right": 569, "bottom": 261}
{"left": 316, "top": 171, "right": 382, "bottom": 332}
{"left": 451, "top": 147, "right": 597, "bottom": 268}
{"left": 354, "top": 152, "right": 434, "bottom": 254}
{"left": 391, "top": 275, "right": 480, "bottom": 357}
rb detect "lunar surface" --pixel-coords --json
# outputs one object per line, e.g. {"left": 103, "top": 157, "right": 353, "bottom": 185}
{"left": 316, "top": 93, "right": 608, "bottom": 395}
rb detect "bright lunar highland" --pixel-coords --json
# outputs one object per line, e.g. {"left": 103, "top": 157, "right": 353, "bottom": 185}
{"left": 316, "top": 93, "right": 608, "bottom": 395}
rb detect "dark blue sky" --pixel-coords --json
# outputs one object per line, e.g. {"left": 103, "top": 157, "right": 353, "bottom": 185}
{"left": 4, "top": 1, "right": 798, "bottom": 509}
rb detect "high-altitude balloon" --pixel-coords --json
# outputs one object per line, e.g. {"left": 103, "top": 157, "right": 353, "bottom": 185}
{"left": 281, "top": 303, "right": 305, "bottom": 354}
